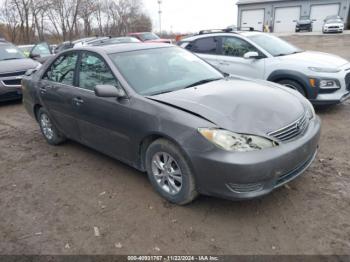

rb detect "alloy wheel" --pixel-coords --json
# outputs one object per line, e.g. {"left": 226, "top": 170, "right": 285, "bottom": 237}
{"left": 151, "top": 152, "right": 183, "bottom": 195}
{"left": 40, "top": 113, "right": 54, "bottom": 140}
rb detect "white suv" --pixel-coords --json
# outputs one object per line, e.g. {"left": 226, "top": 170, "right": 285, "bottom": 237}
{"left": 178, "top": 31, "right": 350, "bottom": 105}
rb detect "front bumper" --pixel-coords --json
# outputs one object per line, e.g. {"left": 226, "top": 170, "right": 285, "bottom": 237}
{"left": 189, "top": 117, "right": 321, "bottom": 200}
{"left": 0, "top": 84, "right": 22, "bottom": 102}
{"left": 323, "top": 28, "right": 343, "bottom": 33}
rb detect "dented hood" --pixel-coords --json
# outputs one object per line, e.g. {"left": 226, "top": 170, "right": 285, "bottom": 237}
{"left": 149, "top": 79, "right": 305, "bottom": 136}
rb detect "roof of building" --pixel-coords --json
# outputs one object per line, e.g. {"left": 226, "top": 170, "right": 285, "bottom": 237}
{"left": 237, "top": 0, "right": 288, "bottom": 5}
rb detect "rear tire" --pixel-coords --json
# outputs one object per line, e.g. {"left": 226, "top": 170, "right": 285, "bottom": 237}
{"left": 37, "top": 108, "right": 66, "bottom": 145}
{"left": 277, "top": 79, "right": 307, "bottom": 97}
{"left": 145, "top": 139, "right": 198, "bottom": 205}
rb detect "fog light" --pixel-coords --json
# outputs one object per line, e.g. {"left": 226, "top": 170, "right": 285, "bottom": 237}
{"left": 227, "top": 182, "right": 264, "bottom": 193}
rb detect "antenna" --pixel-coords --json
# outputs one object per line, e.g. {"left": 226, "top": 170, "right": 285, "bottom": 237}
{"left": 158, "top": 0, "right": 162, "bottom": 34}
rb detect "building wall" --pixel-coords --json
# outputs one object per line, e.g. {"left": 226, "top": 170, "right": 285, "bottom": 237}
{"left": 237, "top": 0, "right": 350, "bottom": 31}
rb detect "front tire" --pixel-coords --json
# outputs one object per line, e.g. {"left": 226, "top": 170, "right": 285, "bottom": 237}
{"left": 145, "top": 139, "right": 198, "bottom": 205}
{"left": 37, "top": 108, "right": 66, "bottom": 145}
{"left": 277, "top": 79, "right": 307, "bottom": 97}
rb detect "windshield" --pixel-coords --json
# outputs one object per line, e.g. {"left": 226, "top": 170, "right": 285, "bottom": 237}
{"left": 0, "top": 44, "right": 26, "bottom": 61}
{"left": 109, "top": 47, "right": 223, "bottom": 96}
{"left": 247, "top": 34, "right": 302, "bottom": 57}
{"left": 139, "top": 33, "right": 160, "bottom": 41}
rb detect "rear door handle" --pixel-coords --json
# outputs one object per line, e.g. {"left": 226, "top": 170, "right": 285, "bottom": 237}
{"left": 219, "top": 61, "right": 230, "bottom": 66}
{"left": 40, "top": 85, "right": 53, "bottom": 94}
{"left": 73, "top": 97, "right": 84, "bottom": 106}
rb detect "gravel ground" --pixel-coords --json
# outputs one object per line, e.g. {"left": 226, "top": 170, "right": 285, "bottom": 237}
{"left": 0, "top": 35, "right": 350, "bottom": 255}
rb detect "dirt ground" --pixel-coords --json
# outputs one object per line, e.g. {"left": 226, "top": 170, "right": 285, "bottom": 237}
{"left": 0, "top": 35, "right": 350, "bottom": 255}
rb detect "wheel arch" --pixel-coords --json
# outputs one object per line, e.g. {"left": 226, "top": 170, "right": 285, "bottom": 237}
{"left": 267, "top": 70, "right": 316, "bottom": 99}
{"left": 138, "top": 133, "right": 195, "bottom": 174}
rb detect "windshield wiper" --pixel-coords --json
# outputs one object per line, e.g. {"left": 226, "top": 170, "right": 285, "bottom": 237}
{"left": 185, "top": 78, "right": 223, "bottom": 89}
{"left": 1, "top": 57, "right": 22, "bottom": 61}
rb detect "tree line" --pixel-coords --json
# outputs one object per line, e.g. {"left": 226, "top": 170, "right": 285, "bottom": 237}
{"left": 0, "top": 0, "right": 152, "bottom": 44}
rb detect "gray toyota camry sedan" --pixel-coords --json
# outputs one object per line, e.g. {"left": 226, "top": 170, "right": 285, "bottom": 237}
{"left": 22, "top": 43, "right": 321, "bottom": 205}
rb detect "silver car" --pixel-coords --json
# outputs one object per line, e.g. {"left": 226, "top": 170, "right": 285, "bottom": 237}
{"left": 22, "top": 44, "right": 321, "bottom": 204}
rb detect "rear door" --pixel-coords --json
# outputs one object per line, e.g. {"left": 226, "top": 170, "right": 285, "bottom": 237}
{"left": 186, "top": 36, "right": 222, "bottom": 69}
{"left": 310, "top": 4, "right": 340, "bottom": 31}
{"left": 241, "top": 9, "right": 265, "bottom": 31}
{"left": 273, "top": 7, "right": 300, "bottom": 32}
{"left": 213, "top": 36, "right": 265, "bottom": 79}
{"left": 39, "top": 52, "right": 81, "bottom": 140}
{"left": 73, "top": 51, "right": 133, "bottom": 161}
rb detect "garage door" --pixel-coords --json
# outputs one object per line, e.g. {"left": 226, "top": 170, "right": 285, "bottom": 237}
{"left": 241, "top": 9, "right": 264, "bottom": 31}
{"left": 273, "top": 7, "right": 301, "bottom": 32}
{"left": 310, "top": 4, "right": 340, "bottom": 31}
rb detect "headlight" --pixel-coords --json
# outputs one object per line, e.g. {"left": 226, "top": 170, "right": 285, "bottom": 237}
{"left": 305, "top": 101, "right": 315, "bottom": 120}
{"left": 198, "top": 128, "right": 278, "bottom": 152}
{"left": 308, "top": 67, "right": 341, "bottom": 73}
{"left": 319, "top": 79, "right": 340, "bottom": 89}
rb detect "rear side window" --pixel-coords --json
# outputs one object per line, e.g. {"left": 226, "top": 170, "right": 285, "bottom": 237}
{"left": 190, "top": 37, "right": 218, "bottom": 54}
{"left": 78, "top": 52, "right": 118, "bottom": 91}
{"left": 220, "top": 37, "right": 259, "bottom": 57}
{"left": 43, "top": 53, "right": 78, "bottom": 86}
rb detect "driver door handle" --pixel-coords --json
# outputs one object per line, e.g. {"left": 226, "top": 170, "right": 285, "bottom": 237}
{"left": 73, "top": 97, "right": 84, "bottom": 106}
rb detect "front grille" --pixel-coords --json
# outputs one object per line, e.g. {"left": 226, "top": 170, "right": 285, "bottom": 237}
{"left": 346, "top": 73, "right": 350, "bottom": 91}
{"left": 268, "top": 113, "right": 309, "bottom": 142}
{"left": 2, "top": 79, "right": 22, "bottom": 86}
{"left": 328, "top": 26, "right": 339, "bottom": 29}
{"left": 0, "top": 71, "right": 26, "bottom": 78}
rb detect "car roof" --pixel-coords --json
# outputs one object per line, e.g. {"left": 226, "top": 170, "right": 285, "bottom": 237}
{"left": 181, "top": 31, "right": 263, "bottom": 41}
{"left": 74, "top": 43, "right": 174, "bottom": 54}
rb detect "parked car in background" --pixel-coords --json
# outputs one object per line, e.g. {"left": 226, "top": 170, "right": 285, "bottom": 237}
{"left": 295, "top": 19, "right": 313, "bottom": 32}
{"left": 54, "top": 37, "right": 109, "bottom": 53}
{"left": 0, "top": 40, "right": 40, "bottom": 102}
{"left": 128, "top": 32, "right": 172, "bottom": 44}
{"left": 22, "top": 43, "right": 320, "bottom": 204}
{"left": 323, "top": 16, "right": 344, "bottom": 33}
{"left": 178, "top": 29, "right": 350, "bottom": 105}
{"left": 89, "top": 37, "right": 141, "bottom": 46}
{"left": 18, "top": 42, "right": 53, "bottom": 64}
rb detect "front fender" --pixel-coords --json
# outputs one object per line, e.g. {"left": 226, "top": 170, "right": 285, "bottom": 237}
{"left": 267, "top": 70, "right": 318, "bottom": 99}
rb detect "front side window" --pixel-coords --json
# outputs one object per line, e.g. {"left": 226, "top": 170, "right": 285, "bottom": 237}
{"left": 31, "top": 42, "right": 51, "bottom": 57}
{"left": 221, "top": 37, "right": 259, "bottom": 57}
{"left": 43, "top": 53, "right": 78, "bottom": 85}
{"left": 191, "top": 37, "right": 218, "bottom": 54}
{"left": 109, "top": 47, "right": 223, "bottom": 96}
{"left": 79, "top": 52, "right": 118, "bottom": 91}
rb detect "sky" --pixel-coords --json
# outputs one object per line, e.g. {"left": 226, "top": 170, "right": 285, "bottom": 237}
{"left": 142, "top": 0, "right": 238, "bottom": 33}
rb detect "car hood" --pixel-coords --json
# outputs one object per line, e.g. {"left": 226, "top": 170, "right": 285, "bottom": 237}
{"left": 149, "top": 79, "right": 305, "bottom": 136}
{"left": 324, "top": 22, "right": 343, "bottom": 26}
{"left": 0, "top": 58, "right": 39, "bottom": 74}
{"left": 280, "top": 51, "right": 349, "bottom": 68}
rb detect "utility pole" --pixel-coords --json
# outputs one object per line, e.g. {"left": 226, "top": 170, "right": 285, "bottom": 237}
{"left": 158, "top": 0, "right": 162, "bottom": 34}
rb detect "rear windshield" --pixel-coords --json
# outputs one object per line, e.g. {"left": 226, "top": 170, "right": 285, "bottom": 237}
{"left": 0, "top": 44, "right": 26, "bottom": 61}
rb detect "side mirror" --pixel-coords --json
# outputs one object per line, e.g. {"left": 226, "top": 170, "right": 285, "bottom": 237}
{"left": 94, "top": 84, "right": 126, "bottom": 98}
{"left": 29, "top": 53, "right": 40, "bottom": 59}
{"left": 243, "top": 51, "right": 260, "bottom": 59}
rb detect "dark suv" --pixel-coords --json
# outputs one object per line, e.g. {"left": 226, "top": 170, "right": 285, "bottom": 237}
{"left": 295, "top": 19, "right": 313, "bottom": 32}
{"left": 0, "top": 40, "right": 40, "bottom": 102}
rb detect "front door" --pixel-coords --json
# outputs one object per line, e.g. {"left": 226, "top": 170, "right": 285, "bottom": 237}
{"left": 39, "top": 52, "right": 81, "bottom": 140}
{"left": 213, "top": 36, "right": 265, "bottom": 79}
{"left": 73, "top": 51, "right": 132, "bottom": 162}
